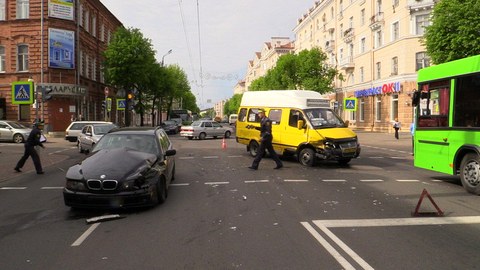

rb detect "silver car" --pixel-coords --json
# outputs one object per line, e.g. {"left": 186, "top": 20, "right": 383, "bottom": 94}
{"left": 0, "top": 121, "right": 32, "bottom": 143}
{"left": 77, "top": 123, "right": 117, "bottom": 153}
{"left": 180, "top": 120, "right": 233, "bottom": 140}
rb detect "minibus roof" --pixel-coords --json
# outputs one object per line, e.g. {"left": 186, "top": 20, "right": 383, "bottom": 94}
{"left": 240, "top": 90, "right": 330, "bottom": 109}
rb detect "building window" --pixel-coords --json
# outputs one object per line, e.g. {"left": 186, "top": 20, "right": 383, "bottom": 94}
{"left": 339, "top": 0, "right": 343, "bottom": 18}
{"left": 376, "top": 62, "right": 381, "bottom": 79}
{"left": 393, "top": 0, "right": 399, "bottom": 7}
{"left": 416, "top": 52, "right": 430, "bottom": 71}
{"left": 361, "top": 9, "right": 365, "bottom": 26}
{"left": 80, "top": 50, "right": 84, "bottom": 76}
{"left": 360, "top": 66, "right": 364, "bottom": 82}
{"left": 360, "top": 37, "right": 366, "bottom": 53}
{"left": 349, "top": 16, "right": 354, "bottom": 28}
{"left": 85, "top": 9, "right": 90, "bottom": 32}
{"left": 391, "top": 94, "right": 398, "bottom": 121}
{"left": 331, "top": 7, "right": 334, "bottom": 20}
{"left": 0, "top": 46, "right": 5, "bottom": 72}
{"left": 79, "top": 4, "right": 83, "bottom": 26}
{"left": 350, "top": 73, "right": 355, "bottom": 85}
{"left": 92, "top": 57, "right": 97, "bottom": 81}
{"left": 376, "top": 0, "right": 383, "bottom": 13}
{"left": 92, "top": 14, "right": 97, "bottom": 37}
{"left": 17, "top": 45, "right": 28, "bottom": 71}
{"left": 375, "top": 96, "right": 382, "bottom": 121}
{"left": 16, "top": 0, "right": 29, "bottom": 19}
{"left": 415, "top": 14, "right": 430, "bottom": 35}
{"left": 0, "top": 0, "right": 6, "bottom": 20}
{"left": 392, "top": 21, "right": 399, "bottom": 41}
{"left": 359, "top": 98, "right": 365, "bottom": 121}
{"left": 100, "top": 23, "right": 105, "bottom": 42}
{"left": 391, "top": 57, "right": 398, "bottom": 75}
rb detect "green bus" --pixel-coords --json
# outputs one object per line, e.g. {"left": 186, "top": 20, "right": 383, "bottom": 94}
{"left": 412, "top": 54, "right": 480, "bottom": 195}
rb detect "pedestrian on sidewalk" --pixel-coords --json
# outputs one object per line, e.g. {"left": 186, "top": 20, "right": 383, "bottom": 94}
{"left": 247, "top": 109, "right": 283, "bottom": 170}
{"left": 14, "top": 121, "right": 46, "bottom": 174}
{"left": 393, "top": 118, "right": 401, "bottom": 140}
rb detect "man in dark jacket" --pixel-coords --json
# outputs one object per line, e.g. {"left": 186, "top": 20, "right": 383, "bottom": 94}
{"left": 248, "top": 109, "right": 283, "bottom": 170}
{"left": 14, "top": 122, "right": 45, "bottom": 174}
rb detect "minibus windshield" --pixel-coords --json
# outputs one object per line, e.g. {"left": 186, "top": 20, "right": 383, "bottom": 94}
{"left": 304, "top": 108, "right": 345, "bottom": 128}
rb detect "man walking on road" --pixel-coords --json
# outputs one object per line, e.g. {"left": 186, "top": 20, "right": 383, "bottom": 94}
{"left": 248, "top": 109, "right": 283, "bottom": 170}
{"left": 14, "top": 121, "right": 45, "bottom": 174}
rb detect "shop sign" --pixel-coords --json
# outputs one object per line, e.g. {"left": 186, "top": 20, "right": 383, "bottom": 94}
{"left": 39, "top": 83, "right": 87, "bottom": 96}
{"left": 354, "top": 82, "right": 401, "bottom": 98}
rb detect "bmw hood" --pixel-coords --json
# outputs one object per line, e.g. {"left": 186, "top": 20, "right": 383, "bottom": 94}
{"left": 69, "top": 147, "right": 157, "bottom": 180}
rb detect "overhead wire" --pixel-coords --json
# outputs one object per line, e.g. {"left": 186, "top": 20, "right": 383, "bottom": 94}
{"left": 196, "top": 0, "right": 204, "bottom": 108}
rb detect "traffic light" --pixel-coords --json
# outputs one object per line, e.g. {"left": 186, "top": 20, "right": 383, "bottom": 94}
{"left": 127, "top": 93, "right": 134, "bottom": 100}
{"left": 101, "top": 100, "right": 106, "bottom": 110}
{"left": 42, "top": 87, "right": 53, "bottom": 101}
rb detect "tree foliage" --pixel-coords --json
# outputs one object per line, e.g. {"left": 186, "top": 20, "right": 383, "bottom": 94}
{"left": 249, "top": 48, "right": 339, "bottom": 94}
{"left": 223, "top": 94, "right": 243, "bottom": 116}
{"left": 422, "top": 0, "right": 480, "bottom": 64}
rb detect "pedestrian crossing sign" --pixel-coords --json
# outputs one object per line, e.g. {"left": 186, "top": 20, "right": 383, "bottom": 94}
{"left": 11, "top": 81, "right": 34, "bottom": 105}
{"left": 343, "top": 98, "right": 357, "bottom": 111}
{"left": 117, "top": 99, "right": 126, "bottom": 111}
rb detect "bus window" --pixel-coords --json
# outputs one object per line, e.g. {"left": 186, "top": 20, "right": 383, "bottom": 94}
{"left": 238, "top": 108, "right": 247, "bottom": 122}
{"left": 454, "top": 74, "right": 480, "bottom": 127}
{"left": 268, "top": 109, "right": 282, "bottom": 125}
{"left": 418, "top": 80, "right": 449, "bottom": 128}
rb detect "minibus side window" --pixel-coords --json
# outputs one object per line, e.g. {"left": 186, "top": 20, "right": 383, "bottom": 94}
{"left": 269, "top": 109, "right": 282, "bottom": 124}
{"left": 248, "top": 108, "right": 262, "bottom": 122}
{"left": 289, "top": 109, "right": 304, "bottom": 127}
{"left": 238, "top": 108, "right": 247, "bottom": 122}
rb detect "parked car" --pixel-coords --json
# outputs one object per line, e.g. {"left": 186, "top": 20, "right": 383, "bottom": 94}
{"left": 63, "top": 127, "right": 176, "bottom": 209}
{"left": 0, "top": 120, "right": 32, "bottom": 143}
{"left": 77, "top": 123, "right": 117, "bottom": 153}
{"left": 180, "top": 120, "right": 233, "bottom": 140}
{"left": 65, "top": 121, "right": 113, "bottom": 142}
{"left": 159, "top": 120, "right": 180, "bottom": 134}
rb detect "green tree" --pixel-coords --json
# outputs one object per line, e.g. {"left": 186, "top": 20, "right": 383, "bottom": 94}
{"left": 103, "top": 27, "right": 156, "bottom": 126}
{"left": 423, "top": 0, "right": 480, "bottom": 64}
{"left": 223, "top": 94, "right": 243, "bottom": 115}
{"left": 249, "top": 48, "right": 338, "bottom": 94}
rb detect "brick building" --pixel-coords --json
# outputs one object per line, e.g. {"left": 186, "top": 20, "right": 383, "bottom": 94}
{"left": 0, "top": 0, "right": 121, "bottom": 133}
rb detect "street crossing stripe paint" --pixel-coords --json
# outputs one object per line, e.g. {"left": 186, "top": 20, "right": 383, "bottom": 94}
{"left": 360, "top": 179, "right": 384, "bottom": 182}
{"left": 284, "top": 179, "right": 309, "bottom": 182}
{"left": 396, "top": 179, "right": 419, "bottom": 182}
{"left": 203, "top": 156, "right": 219, "bottom": 159}
{"left": 322, "top": 179, "right": 347, "bottom": 182}
{"left": 244, "top": 180, "right": 269, "bottom": 183}
{"left": 178, "top": 157, "right": 195, "bottom": 159}
{"left": 311, "top": 216, "right": 480, "bottom": 228}
{"left": 227, "top": 155, "right": 243, "bottom": 158}
{"left": 0, "top": 187, "right": 27, "bottom": 190}
{"left": 170, "top": 183, "right": 190, "bottom": 186}
{"left": 41, "top": 187, "right": 64, "bottom": 189}
{"left": 204, "top": 182, "right": 229, "bottom": 185}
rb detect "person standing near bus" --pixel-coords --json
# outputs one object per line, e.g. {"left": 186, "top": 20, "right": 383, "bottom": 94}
{"left": 248, "top": 109, "right": 283, "bottom": 170}
{"left": 393, "top": 118, "right": 401, "bottom": 140}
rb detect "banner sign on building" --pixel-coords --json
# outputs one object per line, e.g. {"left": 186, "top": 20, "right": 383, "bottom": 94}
{"left": 343, "top": 98, "right": 357, "bottom": 111}
{"left": 48, "top": 0, "right": 74, "bottom": 21}
{"left": 39, "top": 83, "right": 86, "bottom": 96}
{"left": 11, "top": 81, "right": 34, "bottom": 105}
{"left": 48, "top": 28, "right": 75, "bottom": 69}
{"left": 354, "top": 82, "right": 401, "bottom": 98}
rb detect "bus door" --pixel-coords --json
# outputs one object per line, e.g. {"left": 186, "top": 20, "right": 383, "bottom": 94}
{"left": 414, "top": 83, "right": 452, "bottom": 174}
{"left": 267, "top": 109, "right": 283, "bottom": 154}
{"left": 281, "top": 109, "right": 309, "bottom": 153}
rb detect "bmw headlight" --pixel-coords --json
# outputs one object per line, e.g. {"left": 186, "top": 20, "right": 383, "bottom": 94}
{"left": 65, "top": 180, "right": 87, "bottom": 191}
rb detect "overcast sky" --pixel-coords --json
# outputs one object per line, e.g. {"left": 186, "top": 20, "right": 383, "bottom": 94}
{"left": 100, "top": 0, "right": 315, "bottom": 109}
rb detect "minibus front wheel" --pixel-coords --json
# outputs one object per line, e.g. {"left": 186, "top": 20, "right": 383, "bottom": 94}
{"left": 298, "top": 148, "right": 315, "bottom": 167}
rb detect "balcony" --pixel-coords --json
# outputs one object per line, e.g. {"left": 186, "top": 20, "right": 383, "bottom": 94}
{"left": 325, "top": 40, "right": 335, "bottom": 53}
{"left": 369, "top": 12, "right": 384, "bottom": 31}
{"left": 339, "top": 56, "right": 355, "bottom": 70}
{"left": 343, "top": 28, "right": 355, "bottom": 43}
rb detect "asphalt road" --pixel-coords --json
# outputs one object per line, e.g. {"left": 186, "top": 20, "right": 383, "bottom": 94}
{"left": 0, "top": 131, "right": 479, "bottom": 269}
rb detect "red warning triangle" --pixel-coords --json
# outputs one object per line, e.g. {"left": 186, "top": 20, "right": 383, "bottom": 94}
{"left": 412, "top": 189, "right": 444, "bottom": 216}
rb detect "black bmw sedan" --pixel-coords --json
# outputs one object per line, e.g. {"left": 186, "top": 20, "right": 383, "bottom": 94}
{"left": 63, "top": 127, "right": 176, "bottom": 209}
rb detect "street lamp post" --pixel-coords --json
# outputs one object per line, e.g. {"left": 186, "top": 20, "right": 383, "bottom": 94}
{"left": 161, "top": 49, "right": 172, "bottom": 67}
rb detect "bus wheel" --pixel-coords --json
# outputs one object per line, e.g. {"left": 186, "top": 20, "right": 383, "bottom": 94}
{"left": 249, "top": 141, "right": 259, "bottom": 157}
{"left": 298, "top": 148, "right": 315, "bottom": 167}
{"left": 460, "top": 153, "right": 480, "bottom": 195}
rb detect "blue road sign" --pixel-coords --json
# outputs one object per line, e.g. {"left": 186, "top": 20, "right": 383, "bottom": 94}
{"left": 117, "top": 99, "right": 126, "bottom": 111}
{"left": 12, "top": 81, "right": 34, "bottom": 105}
{"left": 344, "top": 98, "right": 357, "bottom": 111}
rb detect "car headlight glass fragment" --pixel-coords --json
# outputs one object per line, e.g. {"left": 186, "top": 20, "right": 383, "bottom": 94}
{"left": 66, "top": 180, "right": 87, "bottom": 191}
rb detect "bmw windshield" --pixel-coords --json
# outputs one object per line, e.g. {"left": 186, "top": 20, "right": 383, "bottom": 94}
{"left": 304, "top": 108, "right": 345, "bottom": 128}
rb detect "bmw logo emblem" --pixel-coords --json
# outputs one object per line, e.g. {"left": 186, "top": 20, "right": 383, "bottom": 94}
{"left": 100, "top": 174, "right": 106, "bottom": 179}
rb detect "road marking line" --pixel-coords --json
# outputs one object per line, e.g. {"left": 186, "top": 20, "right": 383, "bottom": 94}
{"left": 396, "top": 179, "right": 419, "bottom": 182}
{"left": 312, "top": 216, "right": 480, "bottom": 228}
{"left": 301, "top": 222, "right": 356, "bottom": 270}
{"left": 228, "top": 155, "right": 243, "bottom": 158}
{"left": 71, "top": 223, "right": 100, "bottom": 247}
{"left": 0, "top": 187, "right": 27, "bottom": 190}
{"left": 170, "top": 183, "right": 190, "bottom": 186}
{"left": 205, "top": 182, "right": 229, "bottom": 185}
{"left": 203, "top": 156, "right": 219, "bottom": 159}
{"left": 368, "top": 157, "right": 384, "bottom": 159}
{"left": 391, "top": 157, "right": 406, "bottom": 159}
{"left": 323, "top": 179, "right": 347, "bottom": 182}
{"left": 179, "top": 157, "right": 195, "bottom": 160}
{"left": 431, "top": 180, "right": 443, "bottom": 182}
{"left": 41, "top": 187, "right": 64, "bottom": 190}
{"left": 284, "top": 179, "right": 309, "bottom": 182}
{"left": 244, "top": 180, "right": 269, "bottom": 183}
{"left": 360, "top": 179, "right": 384, "bottom": 182}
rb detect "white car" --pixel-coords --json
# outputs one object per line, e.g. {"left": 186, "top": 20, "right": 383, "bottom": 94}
{"left": 77, "top": 123, "right": 117, "bottom": 153}
{"left": 180, "top": 120, "right": 233, "bottom": 140}
{"left": 65, "top": 121, "right": 112, "bottom": 142}
{"left": 0, "top": 121, "right": 32, "bottom": 143}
